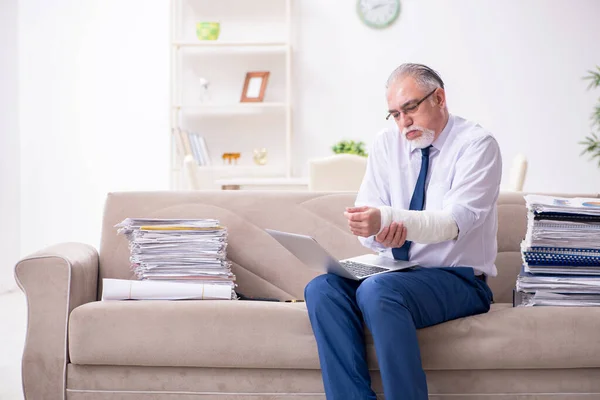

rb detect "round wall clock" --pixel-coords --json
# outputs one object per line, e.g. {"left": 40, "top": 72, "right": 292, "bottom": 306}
{"left": 357, "top": 0, "right": 401, "bottom": 29}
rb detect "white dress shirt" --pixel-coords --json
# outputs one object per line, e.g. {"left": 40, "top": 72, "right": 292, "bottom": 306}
{"left": 355, "top": 114, "right": 502, "bottom": 276}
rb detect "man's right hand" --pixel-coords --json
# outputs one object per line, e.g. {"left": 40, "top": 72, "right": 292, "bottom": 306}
{"left": 375, "top": 221, "right": 407, "bottom": 248}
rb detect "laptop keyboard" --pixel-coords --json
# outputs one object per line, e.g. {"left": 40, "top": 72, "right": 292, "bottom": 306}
{"left": 340, "top": 261, "right": 388, "bottom": 278}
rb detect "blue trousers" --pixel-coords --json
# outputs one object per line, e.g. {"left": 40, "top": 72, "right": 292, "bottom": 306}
{"left": 304, "top": 266, "right": 493, "bottom": 400}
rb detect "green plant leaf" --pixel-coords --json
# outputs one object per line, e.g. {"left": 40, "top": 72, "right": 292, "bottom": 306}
{"left": 331, "top": 139, "right": 368, "bottom": 157}
{"left": 593, "top": 101, "right": 600, "bottom": 128}
{"left": 584, "top": 68, "right": 600, "bottom": 90}
{"left": 581, "top": 66, "right": 600, "bottom": 168}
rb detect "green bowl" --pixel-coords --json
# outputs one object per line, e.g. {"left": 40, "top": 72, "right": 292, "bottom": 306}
{"left": 196, "top": 22, "right": 220, "bottom": 41}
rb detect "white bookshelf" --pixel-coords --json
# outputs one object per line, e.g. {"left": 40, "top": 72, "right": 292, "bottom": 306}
{"left": 173, "top": 102, "right": 287, "bottom": 114}
{"left": 215, "top": 177, "right": 308, "bottom": 191}
{"left": 173, "top": 41, "right": 289, "bottom": 49}
{"left": 170, "top": 0, "right": 294, "bottom": 190}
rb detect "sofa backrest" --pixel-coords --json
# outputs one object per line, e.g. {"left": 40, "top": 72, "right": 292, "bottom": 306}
{"left": 99, "top": 191, "right": 599, "bottom": 304}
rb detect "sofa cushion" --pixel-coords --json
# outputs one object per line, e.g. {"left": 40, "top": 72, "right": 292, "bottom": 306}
{"left": 69, "top": 300, "right": 600, "bottom": 370}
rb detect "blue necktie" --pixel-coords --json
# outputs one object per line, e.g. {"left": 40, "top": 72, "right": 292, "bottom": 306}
{"left": 392, "top": 145, "right": 432, "bottom": 261}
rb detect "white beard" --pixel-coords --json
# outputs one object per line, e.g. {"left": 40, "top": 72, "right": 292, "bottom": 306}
{"left": 402, "top": 125, "right": 435, "bottom": 149}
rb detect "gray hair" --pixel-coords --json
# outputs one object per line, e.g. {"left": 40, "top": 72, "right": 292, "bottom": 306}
{"left": 386, "top": 63, "right": 445, "bottom": 91}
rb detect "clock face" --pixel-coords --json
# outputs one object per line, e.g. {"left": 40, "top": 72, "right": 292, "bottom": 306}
{"left": 357, "top": 0, "right": 400, "bottom": 29}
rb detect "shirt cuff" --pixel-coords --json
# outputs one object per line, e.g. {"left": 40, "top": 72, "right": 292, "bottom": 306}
{"left": 449, "top": 203, "right": 477, "bottom": 240}
{"left": 358, "top": 234, "right": 387, "bottom": 252}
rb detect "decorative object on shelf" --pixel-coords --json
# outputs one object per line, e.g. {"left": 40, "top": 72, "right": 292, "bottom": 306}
{"left": 252, "top": 148, "right": 268, "bottom": 166}
{"left": 196, "top": 22, "right": 220, "bottom": 40}
{"left": 356, "top": 0, "right": 400, "bottom": 29}
{"left": 222, "top": 152, "right": 241, "bottom": 165}
{"left": 580, "top": 66, "right": 600, "bottom": 168}
{"left": 199, "top": 77, "right": 211, "bottom": 103}
{"left": 240, "top": 71, "right": 270, "bottom": 102}
{"left": 332, "top": 140, "right": 368, "bottom": 157}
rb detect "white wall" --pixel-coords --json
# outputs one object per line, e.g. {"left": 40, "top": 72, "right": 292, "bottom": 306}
{"left": 293, "top": 0, "right": 600, "bottom": 192}
{"left": 16, "top": 0, "right": 600, "bottom": 257}
{"left": 19, "top": 0, "right": 171, "bottom": 256}
{"left": 0, "top": 0, "right": 20, "bottom": 292}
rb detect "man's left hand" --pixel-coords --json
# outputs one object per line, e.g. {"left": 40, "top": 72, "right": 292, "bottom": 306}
{"left": 344, "top": 206, "right": 381, "bottom": 237}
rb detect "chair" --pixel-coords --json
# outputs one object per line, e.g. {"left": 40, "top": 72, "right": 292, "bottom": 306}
{"left": 508, "top": 153, "right": 528, "bottom": 191}
{"left": 182, "top": 155, "right": 219, "bottom": 190}
{"left": 308, "top": 153, "right": 368, "bottom": 191}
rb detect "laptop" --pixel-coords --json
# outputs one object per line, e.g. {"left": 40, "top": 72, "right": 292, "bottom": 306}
{"left": 265, "top": 229, "right": 418, "bottom": 281}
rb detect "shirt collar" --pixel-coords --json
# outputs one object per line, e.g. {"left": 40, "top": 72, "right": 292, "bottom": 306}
{"left": 409, "top": 114, "right": 455, "bottom": 154}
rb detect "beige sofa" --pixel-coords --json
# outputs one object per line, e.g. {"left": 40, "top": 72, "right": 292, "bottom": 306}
{"left": 15, "top": 191, "right": 600, "bottom": 400}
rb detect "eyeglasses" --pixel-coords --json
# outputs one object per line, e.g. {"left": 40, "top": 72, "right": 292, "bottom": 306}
{"left": 386, "top": 88, "right": 437, "bottom": 121}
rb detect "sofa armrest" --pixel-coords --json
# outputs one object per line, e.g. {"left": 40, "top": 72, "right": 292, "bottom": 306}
{"left": 14, "top": 242, "right": 98, "bottom": 400}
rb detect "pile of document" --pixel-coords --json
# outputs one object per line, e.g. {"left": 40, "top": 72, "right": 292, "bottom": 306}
{"left": 103, "top": 218, "right": 236, "bottom": 300}
{"left": 514, "top": 195, "right": 600, "bottom": 306}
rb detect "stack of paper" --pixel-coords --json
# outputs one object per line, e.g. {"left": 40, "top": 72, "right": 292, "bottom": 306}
{"left": 103, "top": 218, "right": 236, "bottom": 300}
{"left": 514, "top": 195, "right": 600, "bottom": 306}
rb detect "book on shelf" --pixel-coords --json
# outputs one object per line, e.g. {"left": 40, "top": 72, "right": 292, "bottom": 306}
{"left": 172, "top": 128, "right": 191, "bottom": 158}
{"left": 188, "top": 131, "right": 203, "bottom": 165}
{"left": 187, "top": 131, "right": 211, "bottom": 166}
{"left": 173, "top": 128, "right": 212, "bottom": 166}
{"left": 198, "top": 135, "right": 211, "bottom": 166}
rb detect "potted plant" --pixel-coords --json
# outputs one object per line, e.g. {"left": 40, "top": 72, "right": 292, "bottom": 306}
{"left": 331, "top": 140, "right": 368, "bottom": 157}
{"left": 580, "top": 66, "right": 600, "bottom": 167}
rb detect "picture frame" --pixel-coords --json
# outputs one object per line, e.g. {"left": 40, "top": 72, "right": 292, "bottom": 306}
{"left": 240, "top": 71, "right": 270, "bottom": 102}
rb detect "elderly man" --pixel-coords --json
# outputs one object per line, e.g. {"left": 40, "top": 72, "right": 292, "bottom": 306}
{"left": 304, "top": 63, "right": 501, "bottom": 400}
